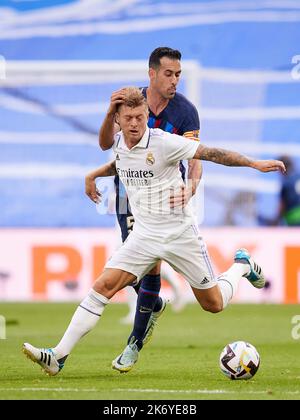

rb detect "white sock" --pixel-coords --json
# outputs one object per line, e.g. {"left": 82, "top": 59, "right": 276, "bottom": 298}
{"left": 53, "top": 289, "right": 109, "bottom": 359}
{"left": 217, "top": 263, "right": 249, "bottom": 309}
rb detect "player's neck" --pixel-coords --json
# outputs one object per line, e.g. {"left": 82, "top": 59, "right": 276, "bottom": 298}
{"left": 123, "top": 135, "right": 141, "bottom": 150}
{"left": 146, "top": 87, "right": 169, "bottom": 116}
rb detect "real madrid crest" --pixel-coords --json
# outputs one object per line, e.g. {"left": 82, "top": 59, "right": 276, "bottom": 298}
{"left": 146, "top": 152, "right": 155, "bottom": 166}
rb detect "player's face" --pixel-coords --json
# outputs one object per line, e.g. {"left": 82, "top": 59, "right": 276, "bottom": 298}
{"left": 117, "top": 104, "right": 149, "bottom": 144}
{"left": 150, "top": 57, "right": 182, "bottom": 99}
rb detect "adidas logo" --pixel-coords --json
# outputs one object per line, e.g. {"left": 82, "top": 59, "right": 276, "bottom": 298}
{"left": 116, "top": 154, "right": 120, "bottom": 160}
{"left": 200, "top": 277, "right": 209, "bottom": 285}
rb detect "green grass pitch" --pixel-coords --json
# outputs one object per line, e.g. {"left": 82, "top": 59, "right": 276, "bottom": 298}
{"left": 0, "top": 302, "right": 300, "bottom": 400}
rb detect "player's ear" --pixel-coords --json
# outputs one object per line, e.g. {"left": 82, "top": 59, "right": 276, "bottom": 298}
{"left": 115, "top": 113, "right": 120, "bottom": 125}
{"left": 148, "top": 67, "right": 155, "bottom": 81}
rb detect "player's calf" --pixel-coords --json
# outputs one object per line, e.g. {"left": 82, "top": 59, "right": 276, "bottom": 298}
{"left": 191, "top": 285, "right": 223, "bottom": 313}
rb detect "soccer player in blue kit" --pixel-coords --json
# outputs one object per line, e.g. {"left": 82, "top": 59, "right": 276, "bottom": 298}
{"left": 87, "top": 47, "right": 202, "bottom": 372}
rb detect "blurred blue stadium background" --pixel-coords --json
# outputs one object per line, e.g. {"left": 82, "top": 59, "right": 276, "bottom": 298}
{"left": 0, "top": 0, "right": 300, "bottom": 228}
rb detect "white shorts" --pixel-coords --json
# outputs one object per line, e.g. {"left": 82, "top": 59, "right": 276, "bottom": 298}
{"left": 105, "top": 225, "right": 217, "bottom": 290}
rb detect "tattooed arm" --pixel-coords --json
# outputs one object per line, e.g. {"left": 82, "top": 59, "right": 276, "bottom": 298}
{"left": 193, "top": 144, "right": 286, "bottom": 173}
{"left": 85, "top": 160, "right": 117, "bottom": 203}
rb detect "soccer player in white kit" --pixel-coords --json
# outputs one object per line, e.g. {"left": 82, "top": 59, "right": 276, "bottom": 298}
{"left": 23, "top": 87, "right": 285, "bottom": 376}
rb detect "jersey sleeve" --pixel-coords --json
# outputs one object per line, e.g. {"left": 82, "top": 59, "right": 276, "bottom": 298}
{"left": 181, "top": 103, "right": 200, "bottom": 141}
{"left": 162, "top": 132, "right": 199, "bottom": 164}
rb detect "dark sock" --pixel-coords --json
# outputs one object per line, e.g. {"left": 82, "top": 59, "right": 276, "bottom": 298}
{"left": 153, "top": 296, "right": 163, "bottom": 313}
{"left": 57, "top": 355, "right": 68, "bottom": 365}
{"left": 133, "top": 277, "right": 162, "bottom": 311}
{"left": 128, "top": 274, "right": 161, "bottom": 350}
{"left": 133, "top": 282, "right": 141, "bottom": 294}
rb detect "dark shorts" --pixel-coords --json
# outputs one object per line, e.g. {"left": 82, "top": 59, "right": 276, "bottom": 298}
{"left": 117, "top": 211, "right": 135, "bottom": 243}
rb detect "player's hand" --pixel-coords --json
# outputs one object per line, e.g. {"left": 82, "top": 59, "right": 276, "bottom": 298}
{"left": 107, "top": 88, "right": 127, "bottom": 115}
{"left": 252, "top": 160, "right": 286, "bottom": 173}
{"left": 170, "top": 185, "right": 193, "bottom": 209}
{"left": 85, "top": 176, "right": 101, "bottom": 204}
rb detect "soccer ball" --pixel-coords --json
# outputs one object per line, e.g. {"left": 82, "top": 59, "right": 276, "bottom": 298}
{"left": 219, "top": 341, "right": 260, "bottom": 380}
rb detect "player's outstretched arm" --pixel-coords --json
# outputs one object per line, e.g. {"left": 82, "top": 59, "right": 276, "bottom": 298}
{"left": 99, "top": 89, "right": 126, "bottom": 150}
{"left": 85, "top": 161, "right": 117, "bottom": 203}
{"left": 193, "top": 144, "right": 286, "bottom": 173}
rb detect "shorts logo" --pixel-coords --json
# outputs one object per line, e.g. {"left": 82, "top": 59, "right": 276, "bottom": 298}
{"left": 200, "top": 277, "right": 209, "bottom": 285}
{"left": 146, "top": 152, "right": 155, "bottom": 166}
{"left": 116, "top": 154, "right": 120, "bottom": 160}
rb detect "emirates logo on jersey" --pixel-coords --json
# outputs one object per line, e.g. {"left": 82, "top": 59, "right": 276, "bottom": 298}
{"left": 146, "top": 152, "right": 155, "bottom": 166}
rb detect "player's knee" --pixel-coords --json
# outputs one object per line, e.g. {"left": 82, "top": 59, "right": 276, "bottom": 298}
{"left": 209, "top": 303, "right": 223, "bottom": 313}
{"left": 94, "top": 270, "right": 136, "bottom": 299}
{"left": 93, "top": 276, "right": 118, "bottom": 299}
{"left": 201, "top": 300, "right": 223, "bottom": 314}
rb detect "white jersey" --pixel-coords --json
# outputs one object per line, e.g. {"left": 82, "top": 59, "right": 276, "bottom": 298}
{"left": 113, "top": 127, "right": 199, "bottom": 241}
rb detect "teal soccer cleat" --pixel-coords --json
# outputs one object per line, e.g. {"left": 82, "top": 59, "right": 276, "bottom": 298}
{"left": 112, "top": 338, "right": 139, "bottom": 373}
{"left": 234, "top": 248, "right": 265, "bottom": 289}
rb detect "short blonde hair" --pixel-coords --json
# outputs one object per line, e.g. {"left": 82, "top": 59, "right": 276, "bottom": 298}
{"left": 117, "top": 87, "right": 148, "bottom": 111}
